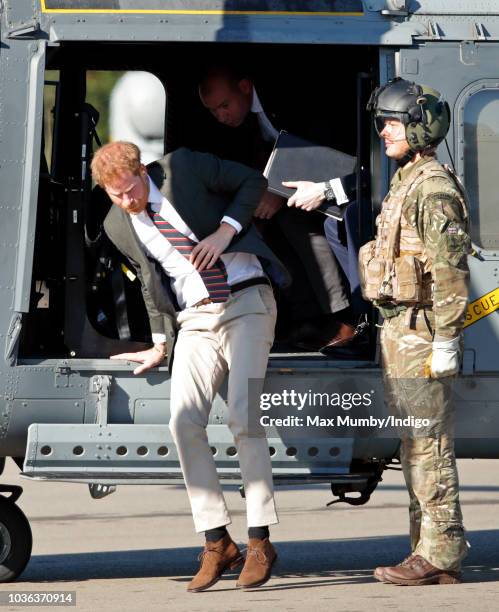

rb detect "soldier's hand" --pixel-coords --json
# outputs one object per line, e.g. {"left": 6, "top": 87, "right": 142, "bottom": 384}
{"left": 283, "top": 181, "right": 326, "bottom": 211}
{"left": 254, "top": 192, "right": 285, "bottom": 219}
{"left": 190, "top": 223, "right": 236, "bottom": 271}
{"left": 429, "top": 336, "right": 461, "bottom": 378}
{"left": 110, "top": 346, "right": 166, "bottom": 375}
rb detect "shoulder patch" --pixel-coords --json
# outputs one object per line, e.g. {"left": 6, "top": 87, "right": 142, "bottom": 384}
{"left": 425, "top": 191, "right": 457, "bottom": 209}
{"left": 422, "top": 191, "right": 467, "bottom": 223}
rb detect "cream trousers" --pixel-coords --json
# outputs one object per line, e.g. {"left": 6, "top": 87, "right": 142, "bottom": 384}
{"left": 169, "top": 284, "right": 278, "bottom": 533}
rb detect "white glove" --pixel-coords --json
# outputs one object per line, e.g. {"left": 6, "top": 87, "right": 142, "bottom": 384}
{"left": 430, "top": 336, "right": 461, "bottom": 378}
{"left": 282, "top": 181, "right": 326, "bottom": 210}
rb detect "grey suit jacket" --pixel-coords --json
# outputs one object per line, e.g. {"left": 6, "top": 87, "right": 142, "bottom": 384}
{"left": 103, "top": 147, "right": 290, "bottom": 364}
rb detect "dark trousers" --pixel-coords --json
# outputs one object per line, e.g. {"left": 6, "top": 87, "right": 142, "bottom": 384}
{"left": 268, "top": 207, "right": 349, "bottom": 322}
{"left": 323, "top": 200, "right": 370, "bottom": 316}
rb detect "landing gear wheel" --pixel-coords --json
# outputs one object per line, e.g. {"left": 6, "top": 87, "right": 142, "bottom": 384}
{"left": 0, "top": 497, "right": 32, "bottom": 582}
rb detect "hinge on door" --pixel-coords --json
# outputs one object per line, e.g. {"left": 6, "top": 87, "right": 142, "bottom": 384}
{"left": 472, "top": 22, "right": 487, "bottom": 41}
{"left": 7, "top": 22, "right": 40, "bottom": 39}
{"left": 5, "top": 313, "right": 23, "bottom": 366}
{"left": 88, "top": 375, "right": 115, "bottom": 499}
{"left": 460, "top": 41, "right": 479, "bottom": 66}
{"left": 428, "top": 21, "right": 442, "bottom": 40}
{"left": 462, "top": 349, "right": 475, "bottom": 376}
{"left": 55, "top": 361, "right": 72, "bottom": 388}
{"left": 381, "top": 0, "right": 408, "bottom": 17}
{"left": 90, "top": 375, "right": 112, "bottom": 426}
{"left": 365, "top": 0, "right": 408, "bottom": 15}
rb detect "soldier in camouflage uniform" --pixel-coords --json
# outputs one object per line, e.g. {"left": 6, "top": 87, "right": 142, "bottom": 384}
{"left": 359, "top": 78, "right": 471, "bottom": 585}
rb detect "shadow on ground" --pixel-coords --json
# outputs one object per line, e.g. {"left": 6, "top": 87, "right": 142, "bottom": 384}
{"left": 15, "top": 530, "right": 499, "bottom": 587}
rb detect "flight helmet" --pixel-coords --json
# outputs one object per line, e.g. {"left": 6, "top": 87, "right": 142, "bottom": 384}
{"left": 367, "top": 77, "right": 450, "bottom": 152}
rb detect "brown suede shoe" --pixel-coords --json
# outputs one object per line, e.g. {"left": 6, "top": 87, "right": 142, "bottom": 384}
{"left": 374, "top": 554, "right": 415, "bottom": 583}
{"left": 236, "top": 538, "right": 277, "bottom": 589}
{"left": 187, "top": 534, "right": 243, "bottom": 593}
{"left": 319, "top": 322, "right": 357, "bottom": 351}
{"left": 289, "top": 318, "right": 340, "bottom": 352}
{"left": 383, "top": 555, "right": 462, "bottom": 585}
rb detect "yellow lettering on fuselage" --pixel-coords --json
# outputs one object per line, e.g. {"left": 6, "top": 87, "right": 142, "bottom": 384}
{"left": 464, "top": 287, "right": 499, "bottom": 328}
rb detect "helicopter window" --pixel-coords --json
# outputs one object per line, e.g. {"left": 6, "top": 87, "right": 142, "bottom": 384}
{"left": 107, "top": 71, "right": 167, "bottom": 164}
{"left": 85, "top": 70, "right": 167, "bottom": 164}
{"left": 85, "top": 70, "right": 125, "bottom": 144}
{"left": 463, "top": 87, "right": 499, "bottom": 249}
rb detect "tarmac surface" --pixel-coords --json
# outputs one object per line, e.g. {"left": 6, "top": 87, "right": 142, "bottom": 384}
{"left": 0, "top": 458, "right": 498, "bottom": 611}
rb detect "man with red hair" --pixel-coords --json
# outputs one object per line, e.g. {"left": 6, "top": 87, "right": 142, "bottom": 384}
{"left": 91, "top": 141, "right": 289, "bottom": 591}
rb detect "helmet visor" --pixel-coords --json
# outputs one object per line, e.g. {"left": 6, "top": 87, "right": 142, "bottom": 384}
{"left": 374, "top": 112, "right": 409, "bottom": 136}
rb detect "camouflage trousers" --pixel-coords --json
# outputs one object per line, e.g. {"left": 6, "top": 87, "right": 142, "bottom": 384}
{"left": 380, "top": 306, "right": 468, "bottom": 571}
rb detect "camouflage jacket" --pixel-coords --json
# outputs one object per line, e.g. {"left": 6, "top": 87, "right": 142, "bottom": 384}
{"left": 384, "top": 155, "right": 471, "bottom": 339}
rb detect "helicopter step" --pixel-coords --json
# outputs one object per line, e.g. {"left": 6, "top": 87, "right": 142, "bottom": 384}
{"left": 22, "top": 422, "right": 184, "bottom": 484}
{"left": 20, "top": 423, "right": 356, "bottom": 485}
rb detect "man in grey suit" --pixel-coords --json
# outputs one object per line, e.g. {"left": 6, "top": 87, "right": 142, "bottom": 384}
{"left": 91, "top": 141, "right": 288, "bottom": 592}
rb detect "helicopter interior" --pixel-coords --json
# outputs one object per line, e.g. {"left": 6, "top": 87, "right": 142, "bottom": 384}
{"left": 18, "top": 42, "right": 379, "bottom": 362}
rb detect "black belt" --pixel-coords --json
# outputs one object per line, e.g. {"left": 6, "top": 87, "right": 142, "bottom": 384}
{"left": 230, "top": 276, "right": 271, "bottom": 294}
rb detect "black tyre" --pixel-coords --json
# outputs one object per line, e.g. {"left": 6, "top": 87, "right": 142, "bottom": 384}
{"left": 0, "top": 497, "right": 32, "bottom": 582}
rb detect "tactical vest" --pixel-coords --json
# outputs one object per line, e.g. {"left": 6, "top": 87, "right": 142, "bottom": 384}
{"left": 359, "top": 157, "right": 467, "bottom": 305}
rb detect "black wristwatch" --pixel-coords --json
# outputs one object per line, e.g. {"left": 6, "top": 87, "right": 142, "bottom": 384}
{"left": 323, "top": 180, "right": 336, "bottom": 202}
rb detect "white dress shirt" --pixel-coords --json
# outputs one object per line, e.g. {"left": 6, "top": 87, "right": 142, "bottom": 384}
{"left": 130, "top": 177, "right": 264, "bottom": 342}
{"left": 251, "top": 87, "right": 279, "bottom": 142}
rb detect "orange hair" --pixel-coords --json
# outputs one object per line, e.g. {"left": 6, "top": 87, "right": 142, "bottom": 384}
{"left": 91, "top": 141, "right": 142, "bottom": 187}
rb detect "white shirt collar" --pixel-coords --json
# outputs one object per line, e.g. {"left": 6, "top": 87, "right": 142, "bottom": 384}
{"left": 249, "top": 86, "right": 279, "bottom": 142}
{"left": 147, "top": 174, "right": 163, "bottom": 206}
{"left": 250, "top": 86, "right": 264, "bottom": 114}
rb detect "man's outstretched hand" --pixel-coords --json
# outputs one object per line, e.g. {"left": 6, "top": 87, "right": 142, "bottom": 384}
{"left": 283, "top": 180, "right": 326, "bottom": 211}
{"left": 110, "top": 346, "right": 166, "bottom": 375}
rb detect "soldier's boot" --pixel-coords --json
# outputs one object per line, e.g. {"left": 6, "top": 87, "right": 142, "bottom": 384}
{"left": 374, "top": 554, "right": 415, "bottom": 583}
{"left": 382, "top": 554, "right": 462, "bottom": 585}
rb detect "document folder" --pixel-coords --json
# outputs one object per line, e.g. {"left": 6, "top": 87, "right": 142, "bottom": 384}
{"left": 263, "top": 130, "right": 357, "bottom": 220}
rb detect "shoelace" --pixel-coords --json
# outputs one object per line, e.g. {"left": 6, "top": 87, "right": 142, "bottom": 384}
{"left": 197, "top": 546, "right": 224, "bottom": 566}
{"left": 408, "top": 555, "right": 428, "bottom": 569}
{"left": 400, "top": 554, "right": 414, "bottom": 566}
{"left": 242, "top": 547, "right": 268, "bottom": 565}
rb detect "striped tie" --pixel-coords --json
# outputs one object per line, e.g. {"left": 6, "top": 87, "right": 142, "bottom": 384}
{"left": 147, "top": 204, "right": 230, "bottom": 303}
